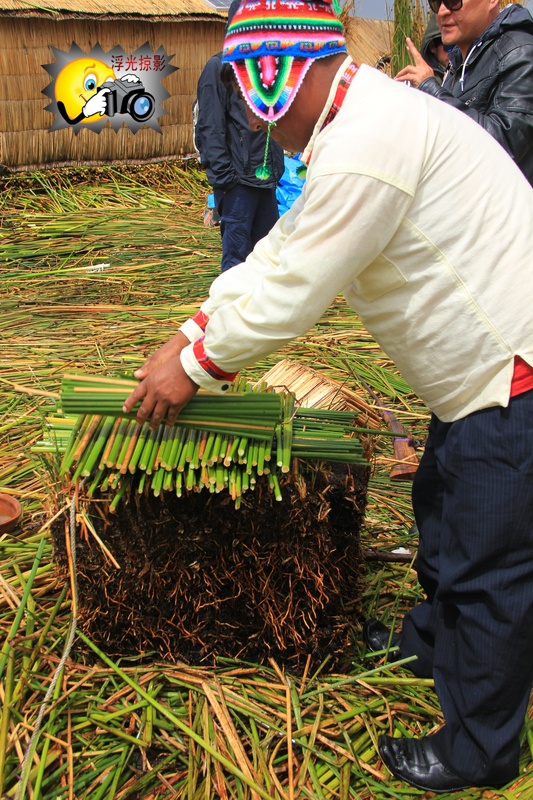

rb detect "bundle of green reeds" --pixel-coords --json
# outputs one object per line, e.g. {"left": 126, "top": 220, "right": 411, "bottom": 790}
{"left": 45, "top": 373, "right": 372, "bottom": 509}
{"left": 60, "top": 373, "right": 283, "bottom": 440}
{"left": 46, "top": 375, "right": 372, "bottom": 669}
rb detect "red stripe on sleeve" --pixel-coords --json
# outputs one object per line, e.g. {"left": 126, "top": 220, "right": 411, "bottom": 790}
{"left": 193, "top": 338, "right": 238, "bottom": 383}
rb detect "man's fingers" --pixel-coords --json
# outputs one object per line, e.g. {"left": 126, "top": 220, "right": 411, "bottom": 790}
{"left": 130, "top": 394, "right": 183, "bottom": 430}
{"left": 122, "top": 382, "right": 164, "bottom": 428}
{"left": 132, "top": 394, "right": 159, "bottom": 426}
{"left": 147, "top": 401, "right": 169, "bottom": 430}
{"left": 125, "top": 349, "right": 198, "bottom": 428}
{"left": 406, "top": 37, "right": 423, "bottom": 63}
{"left": 134, "top": 363, "right": 151, "bottom": 380}
{"left": 165, "top": 404, "right": 182, "bottom": 427}
{"left": 395, "top": 67, "right": 412, "bottom": 82}
{"left": 134, "top": 333, "right": 191, "bottom": 380}
{"left": 122, "top": 382, "right": 147, "bottom": 414}
{"left": 134, "top": 353, "right": 159, "bottom": 380}
{"left": 391, "top": 39, "right": 433, "bottom": 84}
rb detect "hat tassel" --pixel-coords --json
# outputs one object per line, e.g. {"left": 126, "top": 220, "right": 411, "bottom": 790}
{"left": 255, "top": 121, "right": 276, "bottom": 180}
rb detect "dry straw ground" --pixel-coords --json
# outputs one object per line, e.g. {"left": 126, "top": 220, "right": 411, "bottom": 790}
{"left": 1, "top": 163, "right": 532, "bottom": 799}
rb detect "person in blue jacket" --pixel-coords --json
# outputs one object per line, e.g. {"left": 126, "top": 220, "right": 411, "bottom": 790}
{"left": 195, "top": 0, "right": 284, "bottom": 271}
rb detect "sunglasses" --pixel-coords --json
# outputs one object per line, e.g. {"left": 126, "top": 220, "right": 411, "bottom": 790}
{"left": 428, "top": 0, "right": 463, "bottom": 12}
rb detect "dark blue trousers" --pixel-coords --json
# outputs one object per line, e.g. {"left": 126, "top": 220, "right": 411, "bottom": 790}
{"left": 214, "top": 184, "right": 279, "bottom": 273}
{"left": 401, "top": 391, "right": 533, "bottom": 784}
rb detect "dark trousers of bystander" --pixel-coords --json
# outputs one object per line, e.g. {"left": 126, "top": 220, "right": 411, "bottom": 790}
{"left": 399, "top": 390, "right": 533, "bottom": 785}
{"left": 214, "top": 183, "right": 279, "bottom": 272}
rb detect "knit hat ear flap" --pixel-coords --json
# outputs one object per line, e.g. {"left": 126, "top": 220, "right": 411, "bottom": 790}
{"left": 232, "top": 55, "right": 313, "bottom": 123}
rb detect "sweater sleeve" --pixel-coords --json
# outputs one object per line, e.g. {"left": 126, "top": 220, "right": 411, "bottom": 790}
{"left": 180, "top": 172, "right": 413, "bottom": 391}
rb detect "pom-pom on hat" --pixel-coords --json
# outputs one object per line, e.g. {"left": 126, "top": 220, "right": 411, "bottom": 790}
{"left": 222, "top": 0, "right": 347, "bottom": 124}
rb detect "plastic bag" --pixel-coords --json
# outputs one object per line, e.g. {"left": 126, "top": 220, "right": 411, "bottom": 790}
{"left": 276, "top": 155, "right": 306, "bottom": 216}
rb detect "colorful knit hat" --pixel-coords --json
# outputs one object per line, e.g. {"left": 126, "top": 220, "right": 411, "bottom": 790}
{"left": 222, "top": 0, "right": 346, "bottom": 124}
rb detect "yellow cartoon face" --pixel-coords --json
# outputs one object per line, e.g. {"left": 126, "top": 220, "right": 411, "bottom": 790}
{"left": 55, "top": 58, "right": 115, "bottom": 123}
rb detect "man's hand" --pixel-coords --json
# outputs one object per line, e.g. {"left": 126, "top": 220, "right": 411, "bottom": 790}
{"left": 123, "top": 354, "right": 199, "bottom": 428}
{"left": 134, "top": 331, "right": 190, "bottom": 380}
{"left": 394, "top": 38, "right": 434, "bottom": 87}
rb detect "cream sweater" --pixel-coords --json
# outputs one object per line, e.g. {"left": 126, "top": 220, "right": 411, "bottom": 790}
{"left": 181, "top": 59, "right": 533, "bottom": 422}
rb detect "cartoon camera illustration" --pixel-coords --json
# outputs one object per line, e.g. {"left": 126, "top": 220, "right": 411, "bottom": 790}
{"left": 54, "top": 62, "right": 157, "bottom": 126}
{"left": 98, "top": 76, "right": 155, "bottom": 122}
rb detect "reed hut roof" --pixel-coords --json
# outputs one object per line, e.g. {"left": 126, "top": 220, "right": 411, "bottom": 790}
{"left": 0, "top": 0, "right": 226, "bottom": 20}
{"left": 345, "top": 16, "right": 392, "bottom": 68}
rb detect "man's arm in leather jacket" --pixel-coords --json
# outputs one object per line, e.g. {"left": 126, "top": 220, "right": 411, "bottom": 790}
{"left": 418, "top": 38, "right": 533, "bottom": 167}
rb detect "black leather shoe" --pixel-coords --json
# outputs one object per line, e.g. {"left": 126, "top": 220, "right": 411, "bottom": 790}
{"left": 378, "top": 734, "right": 472, "bottom": 793}
{"left": 363, "top": 618, "right": 401, "bottom": 655}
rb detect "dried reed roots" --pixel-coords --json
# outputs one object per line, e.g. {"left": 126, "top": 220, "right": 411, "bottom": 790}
{"left": 53, "top": 461, "right": 369, "bottom": 672}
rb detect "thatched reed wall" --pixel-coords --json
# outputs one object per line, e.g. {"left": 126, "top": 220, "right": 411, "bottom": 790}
{"left": 0, "top": 2, "right": 392, "bottom": 172}
{"left": 346, "top": 17, "right": 392, "bottom": 71}
{"left": 0, "top": 11, "right": 225, "bottom": 171}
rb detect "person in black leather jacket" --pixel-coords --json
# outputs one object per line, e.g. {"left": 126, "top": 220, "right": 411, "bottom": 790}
{"left": 195, "top": 1, "right": 284, "bottom": 272}
{"left": 394, "top": 2, "right": 533, "bottom": 184}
